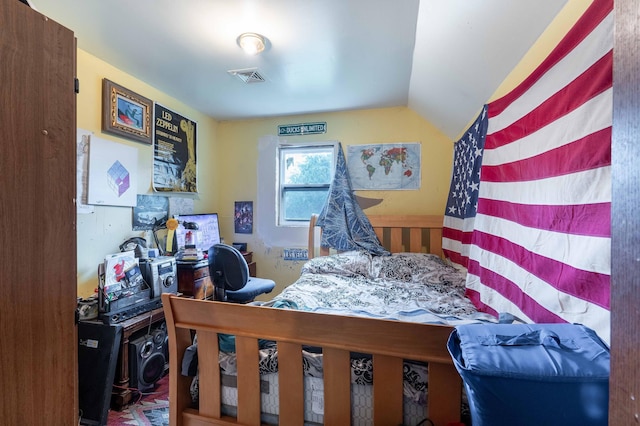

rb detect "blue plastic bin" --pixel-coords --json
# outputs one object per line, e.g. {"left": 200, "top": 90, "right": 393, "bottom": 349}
{"left": 447, "top": 323, "right": 609, "bottom": 426}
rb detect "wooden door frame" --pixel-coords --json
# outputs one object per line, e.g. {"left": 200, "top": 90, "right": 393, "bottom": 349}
{"left": 610, "top": 0, "right": 640, "bottom": 423}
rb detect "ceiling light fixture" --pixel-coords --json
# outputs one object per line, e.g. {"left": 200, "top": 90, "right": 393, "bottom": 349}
{"left": 237, "top": 32, "right": 267, "bottom": 55}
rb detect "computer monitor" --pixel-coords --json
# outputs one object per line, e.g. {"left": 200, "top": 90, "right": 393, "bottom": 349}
{"left": 174, "top": 213, "right": 221, "bottom": 252}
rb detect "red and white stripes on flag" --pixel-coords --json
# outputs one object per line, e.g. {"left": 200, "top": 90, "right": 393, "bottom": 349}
{"left": 445, "top": 0, "right": 612, "bottom": 343}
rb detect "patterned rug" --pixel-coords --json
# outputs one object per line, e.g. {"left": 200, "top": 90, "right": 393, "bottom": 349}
{"left": 107, "top": 375, "right": 169, "bottom": 426}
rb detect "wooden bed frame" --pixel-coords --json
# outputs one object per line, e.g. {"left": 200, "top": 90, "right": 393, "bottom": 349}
{"left": 308, "top": 213, "right": 444, "bottom": 258}
{"left": 162, "top": 214, "right": 462, "bottom": 426}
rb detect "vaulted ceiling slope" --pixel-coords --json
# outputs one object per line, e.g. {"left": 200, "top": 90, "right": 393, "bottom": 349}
{"left": 30, "top": 0, "right": 566, "bottom": 139}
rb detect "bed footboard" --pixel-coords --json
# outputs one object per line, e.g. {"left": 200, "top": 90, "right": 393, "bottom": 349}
{"left": 162, "top": 294, "right": 462, "bottom": 426}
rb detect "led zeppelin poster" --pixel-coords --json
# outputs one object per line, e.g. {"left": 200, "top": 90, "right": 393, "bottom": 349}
{"left": 153, "top": 103, "right": 198, "bottom": 193}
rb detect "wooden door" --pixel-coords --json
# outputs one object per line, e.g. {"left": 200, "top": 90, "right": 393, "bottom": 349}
{"left": 0, "top": 1, "right": 77, "bottom": 424}
{"left": 611, "top": 0, "right": 640, "bottom": 423}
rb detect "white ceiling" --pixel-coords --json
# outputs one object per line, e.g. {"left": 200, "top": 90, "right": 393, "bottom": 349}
{"left": 30, "top": 0, "right": 566, "bottom": 139}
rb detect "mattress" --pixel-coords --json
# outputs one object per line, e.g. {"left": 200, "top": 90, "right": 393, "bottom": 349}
{"left": 187, "top": 344, "right": 471, "bottom": 425}
{"left": 215, "top": 372, "right": 428, "bottom": 425}
{"left": 189, "top": 346, "right": 429, "bottom": 408}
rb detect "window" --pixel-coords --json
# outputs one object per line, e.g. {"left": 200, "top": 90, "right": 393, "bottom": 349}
{"left": 278, "top": 143, "right": 336, "bottom": 225}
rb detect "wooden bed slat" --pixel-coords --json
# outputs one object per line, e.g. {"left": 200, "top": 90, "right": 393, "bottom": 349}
{"left": 235, "top": 336, "right": 261, "bottom": 425}
{"left": 410, "top": 227, "right": 422, "bottom": 253}
{"left": 374, "top": 226, "right": 384, "bottom": 244}
{"left": 163, "top": 294, "right": 199, "bottom": 426}
{"left": 368, "top": 214, "right": 444, "bottom": 228}
{"left": 183, "top": 410, "right": 236, "bottom": 426}
{"left": 430, "top": 227, "right": 444, "bottom": 258}
{"left": 308, "top": 213, "right": 318, "bottom": 254}
{"left": 277, "top": 342, "right": 304, "bottom": 424}
{"left": 324, "top": 347, "right": 352, "bottom": 423}
{"left": 197, "top": 331, "right": 221, "bottom": 419}
{"left": 373, "top": 354, "right": 404, "bottom": 424}
{"left": 428, "top": 362, "right": 463, "bottom": 426}
{"left": 390, "top": 227, "right": 403, "bottom": 252}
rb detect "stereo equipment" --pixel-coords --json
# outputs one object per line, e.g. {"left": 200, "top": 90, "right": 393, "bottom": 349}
{"left": 99, "top": 297, "right": 162, "bottom": 325}
{"left": 78, "top": 322, "right": 122, "bottom": 426}
{"left": 157, "top": 321, "right": 170, "bottom": 363}
{"left": 129, "top": 322, "right": 168, "bottom": 392}
{"left": 98, "top": 258, "right": 152, "bottom": 317}
{"left": 141, "top": 256, "right": 178, "bottom": 298}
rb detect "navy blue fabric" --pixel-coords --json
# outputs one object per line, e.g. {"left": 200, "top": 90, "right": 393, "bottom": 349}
{"left": 448, "top": 323, "right": 610, "bottom": 426}
{"left": 181, "top": 343, "right": 198, "bottom": 376}
{"left": 316, "top": 143, "right": 389, "bottom": 256}
{"left": 225, "top": 277, "right": 275, "bottom": 303}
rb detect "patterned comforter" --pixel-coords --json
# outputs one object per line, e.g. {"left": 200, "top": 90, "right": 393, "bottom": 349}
{"left": 259, "top": 250, "right": 496, "bottom": 325}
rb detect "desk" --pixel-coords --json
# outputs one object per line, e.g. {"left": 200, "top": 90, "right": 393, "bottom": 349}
{"left": 111, "top": 307, "right": 166, "bottom": 411}
{"left": 177, "top": 252, "right": 256, "bottom": 299}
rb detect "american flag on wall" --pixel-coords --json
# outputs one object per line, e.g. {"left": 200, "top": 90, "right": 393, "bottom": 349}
{"left": 443, "top": 0, "right": 612, "bottom": 342}
{"left": 442, "top": 106, "right": 488, "bottom": 268}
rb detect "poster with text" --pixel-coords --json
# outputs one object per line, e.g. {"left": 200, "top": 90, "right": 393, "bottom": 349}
{"left": 153, "top": 103, "right": 197, "bottom": 193}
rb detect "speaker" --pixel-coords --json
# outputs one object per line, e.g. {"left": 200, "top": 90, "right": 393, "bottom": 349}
{"left": 78, "top": 322, "right": 122, "bottom": 426}
{"left": 156, "top": 321, "right": 170, "bottom": 364}
{"left": 129, "top": 323, "right": 167, "bottom": 392}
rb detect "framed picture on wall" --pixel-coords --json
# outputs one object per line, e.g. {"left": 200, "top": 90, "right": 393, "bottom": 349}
{"left": 234, "top": 201, "right": 253, "bottom": 234}
{"left": 102, "top": 78, "right": 153, "bottom": 145}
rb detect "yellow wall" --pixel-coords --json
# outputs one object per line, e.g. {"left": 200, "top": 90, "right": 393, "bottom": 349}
{"left": 76, "top": 0, "right": 589, "bottom": 298}
{"left": 216, "top": 108, "right": 452, "bottom": 294}
{"left": 75, "top": 50, "right": 450, "bottom": 298}
{"left": 76, "top": 50, "right": 219, "bottom": 297}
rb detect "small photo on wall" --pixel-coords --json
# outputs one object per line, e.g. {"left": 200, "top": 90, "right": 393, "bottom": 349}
{"left": 133, "top": 194, "right": 169, "bottom": 230}
{"left": 234, "top": 201, "right": 253, "bottom": 234}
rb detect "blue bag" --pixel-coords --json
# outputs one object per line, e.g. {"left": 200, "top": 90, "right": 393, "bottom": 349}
{"left": 447, "top": 323, "right": 609, "bottom": 426}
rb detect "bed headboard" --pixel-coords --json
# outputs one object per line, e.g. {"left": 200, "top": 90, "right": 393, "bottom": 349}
{"left": 308, "top": 214, "right": 444, "bottom": 258}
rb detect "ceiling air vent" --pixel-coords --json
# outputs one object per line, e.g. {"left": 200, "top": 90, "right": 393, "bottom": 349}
{"left": 227, "top": 68, "right": 266, "bottom": 84}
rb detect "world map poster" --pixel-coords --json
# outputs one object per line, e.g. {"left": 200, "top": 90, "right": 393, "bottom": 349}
{"left": 346, "top": 143, "right": 421, "bottom": 190}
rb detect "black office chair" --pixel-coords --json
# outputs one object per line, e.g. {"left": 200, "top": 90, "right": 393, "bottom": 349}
{"left": 208, "top": 244, "right": 275, "bottom": 303}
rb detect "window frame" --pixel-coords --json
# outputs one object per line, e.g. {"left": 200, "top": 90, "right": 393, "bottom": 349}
{"left": 276, "top": 142, "right": 337, "bottom": 226}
